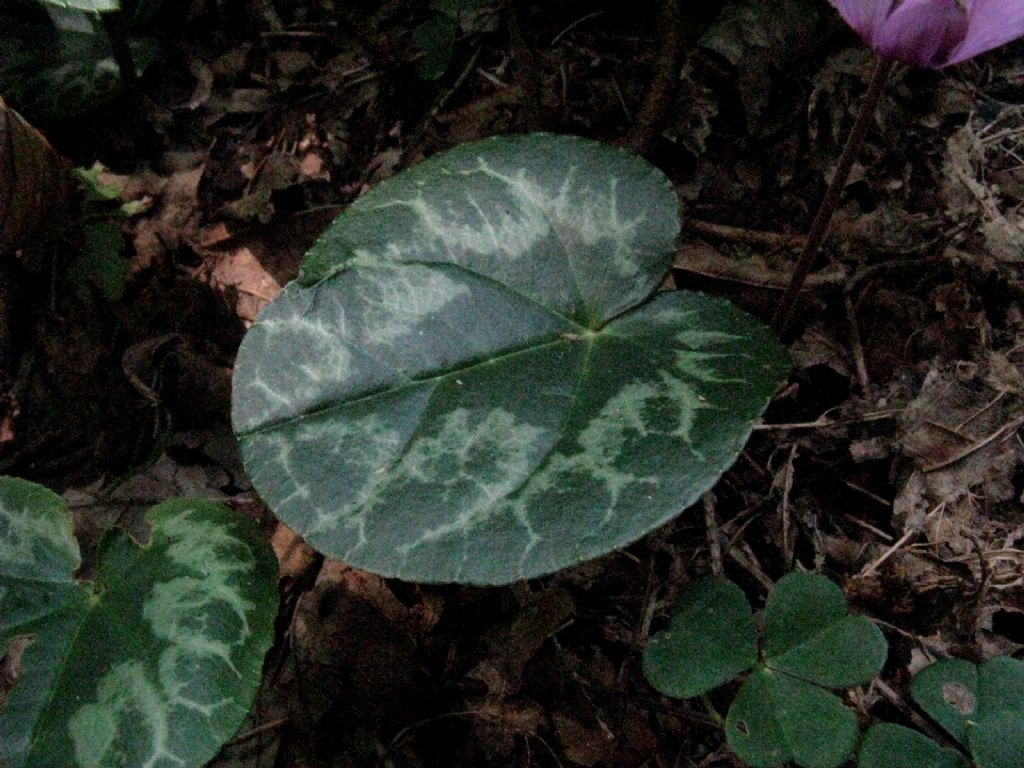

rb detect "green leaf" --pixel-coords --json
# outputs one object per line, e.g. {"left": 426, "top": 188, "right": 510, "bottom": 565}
{"left": 913, "top": 657, "right": 1024, "bottom": 768}
{"left": 643, "top": 577, "right": 758, "bottom": 698}
{"left": 38, "top": 0, "right": 120, "bottom": 11}
{"left": 232, "top": 135, "right": 789, "bottom": 584}
{"left": 913, "top": 659, "right": 977, "bottom": 745}
{"left": 71, "top": 221, "right": 129, "bottom": 302}
{"left": 432, "top": 0, "right": 499, "bottom": 33}
{"left": 858, "top": 724, "right": 964, "bottom": 768}
{"left": 726, "top": 666, "right": 859, "bottom": 768}
{"left": 0, "top": 22, "right": 158, "bottom": 124}
{"left": 764, "top": 572, "right": 887, "bottom": 688}
{"left": 972, "top": 657, "right": 1024, "bottom": 768}
{"left": 412, "top": 13, "right": 456, "bottom": 80}
{"left": 74, "top": 162, "right": 123, "bottom": 201}
{"left": 0, "top": 477, "right": 278, "bottom": 768}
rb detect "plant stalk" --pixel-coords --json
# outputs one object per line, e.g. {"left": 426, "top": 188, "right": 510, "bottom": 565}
{"left": 772, "top": 56, "right": 894, "bottom": 334}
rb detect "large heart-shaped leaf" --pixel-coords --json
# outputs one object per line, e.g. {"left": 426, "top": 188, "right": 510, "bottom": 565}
{"left": 0, "top": 477, "right": 278, "bottom": 768}
{"left": 232, "top": 133, "right": 789, "bottom": 584}
{"left": 643, "top": 577, "right": 758, "bottom": 698}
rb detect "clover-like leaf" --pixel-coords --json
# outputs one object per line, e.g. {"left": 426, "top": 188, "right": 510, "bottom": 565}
{"left": 643, "top": 577, "right": 758, "bottom": 698}
{"left": 912, "top": 657, "right": 1024, "bottom": 768}
{"left": 858, "top": 723, "right": 964, "bottom": 768}
{"left": 765, "top": 572, "right": 887, "bottom": 688}
{"left": 722, "top": 572, "right": 885, "bottom": 768}
{"left": 232, "top": 133, "right": 790, "bottom": 584}
{"left": 726, "top": 667, "right": 860, "bottom": 768}
{"left": 643, "top": 577, "right": 757, "bottom": 696}
{"left": 0, "top": 477, "right": 278, "bottom": 768}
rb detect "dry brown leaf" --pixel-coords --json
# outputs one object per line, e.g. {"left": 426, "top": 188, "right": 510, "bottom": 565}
{"left": 0, "top": 96, "right": 71, "bottom": 253}
{"left": 204, "top": 245, "right": 281, "bottom": 322}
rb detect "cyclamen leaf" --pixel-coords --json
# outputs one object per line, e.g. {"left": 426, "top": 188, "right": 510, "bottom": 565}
{"left": 38, "top": 0, "right": 120, "bottom": 11}
{"left": 643, "top": 577, "right": 758, "bottom": 698}
{"left": 764, "top": 572, "right": 886, "bottom": 688}
{"left": 0, "top": 478, "right": 278, "bottom": 768}
{"left": 233, "top": 133, "right": 789, "bottom": 584}
{"left": 858, "top": 724, "right": 964, "bottom": 768}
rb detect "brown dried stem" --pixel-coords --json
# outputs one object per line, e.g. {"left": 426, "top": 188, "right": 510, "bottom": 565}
{"left": 773, "top": 56, "right": 894, "bottom": 333}
{"left": 624, "top": 0, "right": 684, "bottom": 155}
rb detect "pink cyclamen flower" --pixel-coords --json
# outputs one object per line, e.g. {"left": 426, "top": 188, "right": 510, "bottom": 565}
{"left": 829, "top": 0, "right": 1024, "bottom": 68}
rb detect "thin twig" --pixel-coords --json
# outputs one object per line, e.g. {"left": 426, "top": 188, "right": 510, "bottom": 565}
{"left": 704, "top": 491, "right": 723, "bottom": 578}
{"left": 843, "top": 290, "right": 871, "bottom": 392}
{"left": 752, "top": 408, "right": 901, "bottom": 431}
{"left": 860, "top": 527, "right": 916, "bottom": 577}
{"left": 779, "top": 444, "right": 798, "bottom": 568}
{"left": 550, "top": 11, "right": 603, "bottom": 46}
{"left": 225, "top": 718, "right": 288, "bottom": 746}
{"left": 624, "top": 0, "right": 684, "bottom": 155}
{"left": 685, "top": 218, "right": 805, "bottom": 249}
{"left": 923, "top": 414, "right": 1024, "bottom": 472}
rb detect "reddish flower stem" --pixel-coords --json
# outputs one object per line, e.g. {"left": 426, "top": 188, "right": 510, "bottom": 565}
{"left": 773, "top": 56, "right": 895, "bottom": 334}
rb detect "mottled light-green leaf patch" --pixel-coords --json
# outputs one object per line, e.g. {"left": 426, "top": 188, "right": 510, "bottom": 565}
{"left": 0, "top": 478, "right": 278, "bottom": 768}
{"left": 233, "top": 133, "right": 790, "bottom": 584}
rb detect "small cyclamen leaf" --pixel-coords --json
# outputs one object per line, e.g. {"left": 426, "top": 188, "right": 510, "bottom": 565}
{"left": 858, "top": 724, "right": 964, "bottom": 768}
{"left": 726, "top": 667, "right": 859, "bottom": 768}
{"left": 643, "top": 577, "right": 758, "bottom": 698}
{"left": 232, "top": 134, "right": 790, "bottom": 584}
{"left": 0, "top": 478, "right": 278, "bottom": 768}
{"left": 764, "top": 572, "right": 886, "bottom": 688}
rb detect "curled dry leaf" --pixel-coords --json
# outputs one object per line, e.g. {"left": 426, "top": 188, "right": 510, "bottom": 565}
{"left": 0, "top": 96, "right": 71, "bottom": 254}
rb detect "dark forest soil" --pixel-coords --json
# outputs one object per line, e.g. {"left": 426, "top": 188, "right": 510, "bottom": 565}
{"left": 2, "top": 1, "right": 1023, "bottom": 766}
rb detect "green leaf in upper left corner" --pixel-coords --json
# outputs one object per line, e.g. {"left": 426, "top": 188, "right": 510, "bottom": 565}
{"left": 643, "top": 577, "right": 757, "bottom": 698}
{"left": 0, "top": 477, "right": 278, "bottom": 768}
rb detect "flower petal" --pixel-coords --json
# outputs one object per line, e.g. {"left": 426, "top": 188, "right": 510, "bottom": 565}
{"left": 828, "top": 0, "right": 897, "bottom": 42}
{"left": 944, "top": 0, "right": 1024, "bottom": 65}
{"left": 873, "top": 0, "right": 970, "bottom": 67}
